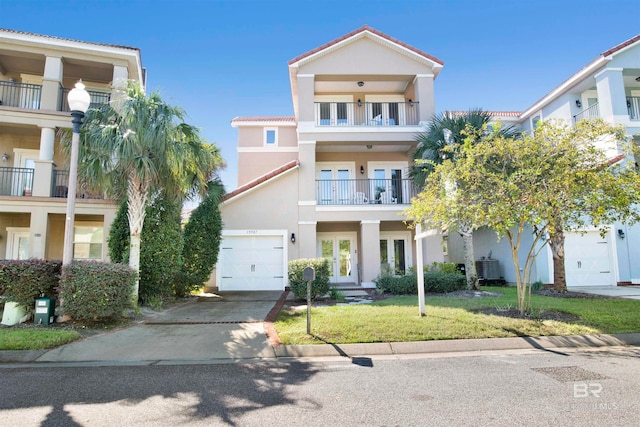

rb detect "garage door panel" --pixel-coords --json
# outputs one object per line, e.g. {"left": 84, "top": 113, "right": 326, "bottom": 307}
{"left": 565, "top": 231, "right": 613, "bottom": 287}
{"left": 219, "top": 235, "right": 285, "bottom": 291}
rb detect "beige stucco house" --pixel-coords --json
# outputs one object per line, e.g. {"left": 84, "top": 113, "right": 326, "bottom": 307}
{"left": 0, "top": 29, "right": 143, "bottom": 262}
{"left": 217, "top": 26, "right": 445, "bottom": 291}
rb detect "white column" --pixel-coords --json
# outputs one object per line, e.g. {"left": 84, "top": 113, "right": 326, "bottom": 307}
{"left": 29, "top": 209, "right": 48, "bottom": 259}
{"left": 360, "top": 220, "right": 381, "bottom": 288}
{"left": 41, "top": 56, "right": 63, "bottom": 110}
{"left": 415, "top": 223, "right": 425, "bottom": 316}
{"left": 595, "top": 68, "right": 627, "bottom": 124}
{"left": 413, "top": 74, "right": 435, "bottom": 124}
{"left": 297, "top": 74, "right": 315, "bottom": 123}
{"left": 32, "top": 127, "right": 56, "bottom": 197}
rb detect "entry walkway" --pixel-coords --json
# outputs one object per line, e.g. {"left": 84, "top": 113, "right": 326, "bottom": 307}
{"left": 36, "top": 291, "right": 283, "bottom": 363}
{"left": 569, "top": 286, "right": 640, "bottom": 300}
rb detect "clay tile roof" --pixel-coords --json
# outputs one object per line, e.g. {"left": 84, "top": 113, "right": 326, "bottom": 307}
{"left": 222, "top": 160, "right": 300, "bottom": 202}
{"left": 231, "top": 116, "right": 296, "bottom": 123}
{"left": 601, "top": 34, "right": 640, "bottom": 57}
{"left": 607, "top": 154, "right": 626, "bottom": 165}
{"left": 288, "top": 25, "right": 443, "bottom": 66}
{"left": 0, "top": 27, "right": 140, "bottom": 51}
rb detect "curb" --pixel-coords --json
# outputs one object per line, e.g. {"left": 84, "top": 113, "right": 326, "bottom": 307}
{"left": 0, "top": 350, "right": 47, "bottom": 363}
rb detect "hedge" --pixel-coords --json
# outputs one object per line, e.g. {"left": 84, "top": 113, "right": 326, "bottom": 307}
{"left": 288, "top": 258, "right": 330, "bottom": 300}
{"left": 374, "top": 271, "right": 466, "bottom": 294}
{"left": 59, "top": 261, "right": 136, "bottom": 320}
{"left": 0, "top": 259, "right": 61, "bottom": 312}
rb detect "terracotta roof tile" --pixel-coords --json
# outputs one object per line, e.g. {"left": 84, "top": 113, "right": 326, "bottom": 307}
{"left": 222, "top": 160, "right": 299, "bottom": 202}
{"left": 288, "top": 25, "right": 443, "bottom": 66}
{"left": 607, "top": 154, "right": 626, "bottom": 165}
{"left": 601, "top": 34, "right": 640, "bottom": 57}
{"left": 0, "top": 27, "right": 140, "bottom": 51}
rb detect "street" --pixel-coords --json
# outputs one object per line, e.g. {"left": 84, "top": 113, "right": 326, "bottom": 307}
{"left": 1, "top": 346, "right": 639, "bottom": 426}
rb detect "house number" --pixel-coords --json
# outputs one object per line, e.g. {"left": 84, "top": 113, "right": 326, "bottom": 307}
{"left": 246, "top": 230, "right": 257, "bottom": 234}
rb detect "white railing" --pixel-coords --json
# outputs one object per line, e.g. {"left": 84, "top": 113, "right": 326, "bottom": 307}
{"left": 314, "top": 101, "right": 419, "bottom": 127}
{"left": 573, "top": 102, "right": 599, "bottom": 122}
{"left": 627, "top": 97, "right": 640, "bottom": 120}
{"left": 316, "top": 178, "right": 417, "bottom": 205}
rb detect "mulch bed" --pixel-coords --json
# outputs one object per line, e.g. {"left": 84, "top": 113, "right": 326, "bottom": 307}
{"left": 533, "top": 289, "right": 616, "bottom": 299}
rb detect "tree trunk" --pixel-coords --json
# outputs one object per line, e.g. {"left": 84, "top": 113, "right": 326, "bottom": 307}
{"left": 549, "top": 227, "right": 567, "bottom": 292}
{"left": 460, "top": 226, "right": 479, "bottom": 290}
{"left": 126, "top": 176, "right": 148, "bottom": 304}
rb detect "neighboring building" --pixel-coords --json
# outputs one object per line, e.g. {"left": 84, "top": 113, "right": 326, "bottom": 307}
{"left": 454, "top": 33, "right": 640, "bottom": 288}
{"left": 217, "top": 25, "right": 444, "bottom": 290}
{"left": 218, "top": 27, "right": 640, "bottom": 291}
{"left": 0, "top": 29, "right": 144, "bottom": 262}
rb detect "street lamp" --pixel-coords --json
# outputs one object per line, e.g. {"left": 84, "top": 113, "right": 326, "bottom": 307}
{"left": 62, "top": 81, "right": 90, "bottom": 265}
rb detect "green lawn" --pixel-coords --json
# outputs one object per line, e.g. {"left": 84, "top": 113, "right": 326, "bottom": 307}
{"left": 0, "top": 329, "right": 81, "bottom": 350}
{"left": 274, "top": 287, "right": 640, "bottom": 345}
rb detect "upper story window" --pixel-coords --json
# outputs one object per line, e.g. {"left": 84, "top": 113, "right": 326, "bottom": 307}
{"left": 264, "top": 128, "right": 278, "bottom": 146}
{"left": 531, "top": 114, "right": 541, "bottom": 131}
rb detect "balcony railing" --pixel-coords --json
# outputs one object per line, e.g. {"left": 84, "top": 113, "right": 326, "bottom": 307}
{"left": 0, "top": 167, "right": 34, "bottom": 196}
{"left": 51, "top": 169, "right": 104, "bottom": 199}
{"left": 627, "top": 97, "right": 640, "bottom": 120}
{"left": 573, "top": 102, "right": 600, "bottom": 122}
{"left": 0, "top": 80, "right": 42, "bottom": 110}
{"left": 59, "top": 87, "right": 111, "bottom": 112}
{"left": 314, "top": 101, "right": 419, "bottom": 127}
{"left": 316, "top": 178, "right": 418, "bottom": 205}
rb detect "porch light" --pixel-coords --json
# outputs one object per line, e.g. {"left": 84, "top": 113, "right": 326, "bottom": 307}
{"left": 62, "top": 80, "right": 90, "bottom": 265}
{"left": 357, "top": 81, "right": 364, "bottom": 87}
{"left": 409, "top": 99, "right": 414, "bottom": 107}
{"left": 618, "top": 229, "right": 626, "bottom": 239}
{"left": 1, "top": 153, "right": 8, "bottom": 162}
{"left": 575, "top": 99, "right": 582, "bottom": 108}
{"left": 291, "top": 233, "right": 296, "bottom": 243}
{"left": 360, "top": 165, "right": 364, "bottom": 174}
{"left": 357, "top": 99, "right": 362, "bottom": 107}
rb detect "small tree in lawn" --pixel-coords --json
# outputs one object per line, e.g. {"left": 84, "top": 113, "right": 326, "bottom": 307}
{"left": 65, "top": 80, "right": 222, "bottom": 304}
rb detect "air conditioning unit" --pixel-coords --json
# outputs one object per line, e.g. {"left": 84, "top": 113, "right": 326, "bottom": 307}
{"left": 475, "top": 259, "right": 505, "bottom": 285}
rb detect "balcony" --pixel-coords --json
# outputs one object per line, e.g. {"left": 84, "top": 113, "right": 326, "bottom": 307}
{"left": 315, "top": 102, "right": 419, "bottom": 127}
{"left": 51, "top": 169, "right": 104, "bottom": 199}
{"left": 0, "top": 167, "right": 34, "bottom": 196}
{"left": 59, "top": 87, "right": 111, "bottom": 112}
{"left": 573, "top": 102, "right": 600, "bottom": 122}
{"left": 627, "top": 97, "right": 640, "bottom": 120}
{"left": 0, "top": 80, "right": 42, "bottom": 110}
{"left": 316, "top": 178, "right": 418, "bottom": 206}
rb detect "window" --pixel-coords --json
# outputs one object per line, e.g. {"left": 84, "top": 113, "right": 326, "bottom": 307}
{"left": 532, "top": 115, "right": 541, "bottom": 130}
{"left": 74, "top": 226, "right": 103, "bottom": 259}
{"left": 264, "top": 128, "right": 277, "bottom": 145}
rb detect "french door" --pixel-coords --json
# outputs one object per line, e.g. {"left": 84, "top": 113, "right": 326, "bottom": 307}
{"left": 316, "top": 162, "right": 355, "bottom": 205}
{"left": 317, "top": 233, "right": 357, "bottom": 283}
{"left": 6, "top": 228, "right": 29, "bottom": 260}
{"left": 368, "top": 162, "right": 409, "bottom": 204}
{"left": 380, "top": 233, "right": 412, "bottom": 276}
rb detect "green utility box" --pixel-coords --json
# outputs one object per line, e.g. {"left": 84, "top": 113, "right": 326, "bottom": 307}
{"left": 34, "top": 297, "right": 55, "bottom": 326}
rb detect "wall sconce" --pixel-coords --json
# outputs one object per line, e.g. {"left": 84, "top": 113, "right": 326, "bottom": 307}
{"left": 409, "top": 99, "right": 414, "bottom": 107}
{"left": 618, "top": 229, "right": 625, "bottom": 239}
{"left": 290, "top": 233, "right": 296, "bottom": 243}
{"left": 1, "top": 153, "right": 8, "bottom": 162}
{"left": 357, "top": 99, "right": 362, "bottom": 107}
{"left": 575, "top": 99, "right": 582, "bottom": 108}
{"left": 360, "top": 165, "right": 364, "bottom": 175}
{"left": 357, "top": 81, "right": 364, "bottom": 87}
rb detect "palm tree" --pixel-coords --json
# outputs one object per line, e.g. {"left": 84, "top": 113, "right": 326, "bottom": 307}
{"left": 65, "top": 81, "right": 223, "bottom": 303}
{"left": 411, "top": 109, "right": 520, "bottom": 290}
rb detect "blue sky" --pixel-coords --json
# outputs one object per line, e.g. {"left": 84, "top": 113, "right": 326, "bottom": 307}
{"left": 2, "top": 0, "right": 639, "bottom": 191}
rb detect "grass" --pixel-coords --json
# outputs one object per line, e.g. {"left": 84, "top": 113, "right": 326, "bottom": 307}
{"left": 0, "top": 328, "right": 82, "bottom": 350}
{"left": 274, "top": 286, "right": 640, "bottom": 345}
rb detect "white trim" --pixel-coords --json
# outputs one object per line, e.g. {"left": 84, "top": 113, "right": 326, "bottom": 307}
{"left": 317, "top": 231, "right": 359, "bottom": 283}
{"left": 298, "top": 221, "right": 318, "bottom": 225}
{"left": 298, "top": 140, "right": 317, "bottom": 145}
{"left": 380, "top": 231, "right": 413, "bottom": 275}
{"left": 264, "top": 128, "right": 278, "bottom": 146}
{"left": 231, "top": 120, "right": 296, "bottom": 128}
{"left": 6, "top": 227, "right": 29, "bottom": 260}
{"left": 237, "top": 146, "right": 298, "bottom": 153}
{"left": 593, "top": 67, "right": 624, "bottom": 79}
{"left": 12, "top": 148, "right": 39, "bottom": 168}
{"left": 298, "top": 200, "right": 317, "bottom": 206}
{"left": 360, "top": 220, "right": 380, "bottom": 225}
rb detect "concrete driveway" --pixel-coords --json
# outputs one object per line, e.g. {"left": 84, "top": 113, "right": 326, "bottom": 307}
{"left": 569, "top": 286, "right": 640, "bottom": 300}
{"left": 36, "top": 291, "right": 284, "bottom": 363}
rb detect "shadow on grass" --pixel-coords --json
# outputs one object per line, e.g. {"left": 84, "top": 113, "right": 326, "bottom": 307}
{"left": 311, "top": 334, "right": 374, "bottom": 367}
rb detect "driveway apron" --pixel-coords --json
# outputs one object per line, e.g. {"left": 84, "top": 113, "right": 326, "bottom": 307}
{"left": 37, "top": 291, "right": 283, "bottom": 363}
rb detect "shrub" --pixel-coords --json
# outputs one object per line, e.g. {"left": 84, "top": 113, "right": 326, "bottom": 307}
{"left": 108, "top": 200, "right": 130, "bottom": 264}
{"left": 0, "top": 259, "right": 61, "bottom": 313}
{"left": 426, "top": 262, "right": 459, "bottom": 274}
{"left": 60, "top": 261, "right": 136, "bottom": 320}
{"left": 374, "top": 269, "right": 466, "bottom": 295}
{"left": 288, "top": 258, "right": 330, "bottom": 300}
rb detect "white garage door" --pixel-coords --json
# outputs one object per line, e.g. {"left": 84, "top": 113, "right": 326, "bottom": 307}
{"left": 565, "top": 231, "right": 614, "bottom": 287}
{"left": 219, "top": 235, "right": 285, "bottom": 291}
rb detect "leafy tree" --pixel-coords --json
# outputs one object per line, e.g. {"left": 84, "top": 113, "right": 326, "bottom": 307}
{"left": 180, "top": 178, "right": 225, "bottom": 294}
{"left": 407, "top": 119, "right": 640, "bottom": 314}
{"left": 66, "top": 81, "right": 222, "bottom": 304}
{"left": 108, "top": 200, "right": 130, "bottom": 264}
{"left": 410, "top": 109, "right": 520, "bottom": 290}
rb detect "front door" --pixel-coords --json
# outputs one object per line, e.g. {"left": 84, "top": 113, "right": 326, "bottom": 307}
{"left": 317, "top": 233, "right": 357, "bottom": 283}
{"left": 316, "top": 162, "right": 355, "bottom": 205}
{"left": 6, "top": 228, "right": 29, "bottom": 260}
{"left": 380, "top": 233, "right": 412, "bottom": 275}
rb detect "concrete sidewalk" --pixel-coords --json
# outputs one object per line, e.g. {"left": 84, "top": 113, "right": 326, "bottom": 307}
{"left": 569, "top": 285, "right": 640, "bottom": 300}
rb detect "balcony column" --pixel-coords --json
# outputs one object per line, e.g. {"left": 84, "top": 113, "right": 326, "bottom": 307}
{"left": 28, "top": 208, "right": 48, "bottom": 259}
{"left": 595, "top": 67, "right": 627, "bottom": 124}
{"left": 360, "top": 220, "right": 381, "bottom": 288}
{"left": 297, "top": 140, "right": 317, "bottom": 259}
{"left": 297, "top": 74, "right": 315, "bottom": 124}
{"left": 32, "top": 127, "right": 56, "bottom": 197}
{"left": 111, "top": 65, "right": 129, "bottom": 112}
{"left": 41, "top": 56, "right": 64, "bottom": 110}
{"left": 413, "top": 74, "right": 435, "bottom": 125}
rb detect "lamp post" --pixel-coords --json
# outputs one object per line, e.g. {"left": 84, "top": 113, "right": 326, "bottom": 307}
{"left": 62, "top": 81, "right": 90, "bottom": 265}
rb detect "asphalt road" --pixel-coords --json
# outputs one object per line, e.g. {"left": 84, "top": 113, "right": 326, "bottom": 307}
{"left": 1, "top": 346, "right": 639, "bottom": 426}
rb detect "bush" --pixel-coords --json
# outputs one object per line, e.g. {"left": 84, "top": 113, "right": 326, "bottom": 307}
{"left": 374, "top": 268, "right": 466, "bottom": 295}
{"left": 60, "top": 261, "right": 136, "bottom": 320}
{"left": 288, "top": 258, "right": 330, "bottom": 300}
{"left": 0, "top": 259, "right": 61, "bottom": 313}
{"left": 426, "top": 262, "right": 459, "bottom": 274}
{"left": 108, "top": 200, "right": 130, "bottom": 264}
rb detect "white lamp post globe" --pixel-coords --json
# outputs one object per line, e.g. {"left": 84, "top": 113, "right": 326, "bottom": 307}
{"left": 67, "top": 81, "right": 91, "bottom": 113}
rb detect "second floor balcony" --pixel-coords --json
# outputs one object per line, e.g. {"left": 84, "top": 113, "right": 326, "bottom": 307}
{"left": 59, "top": 87, "right": 111, "bottom": 112}
{"left": 315, "top": 101, "right": 419, "bottom": 127}
{"left": 51, "top": 169, "right": 104, "bottom": 199}
{"left": 0, "top": 80, "right": 42, "bottom": 110}
{"left": 316, "top": 178, "right": 418, "bottom": 206}
{"left": 0, "top": 166, "right": 34, "bottom": 196}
